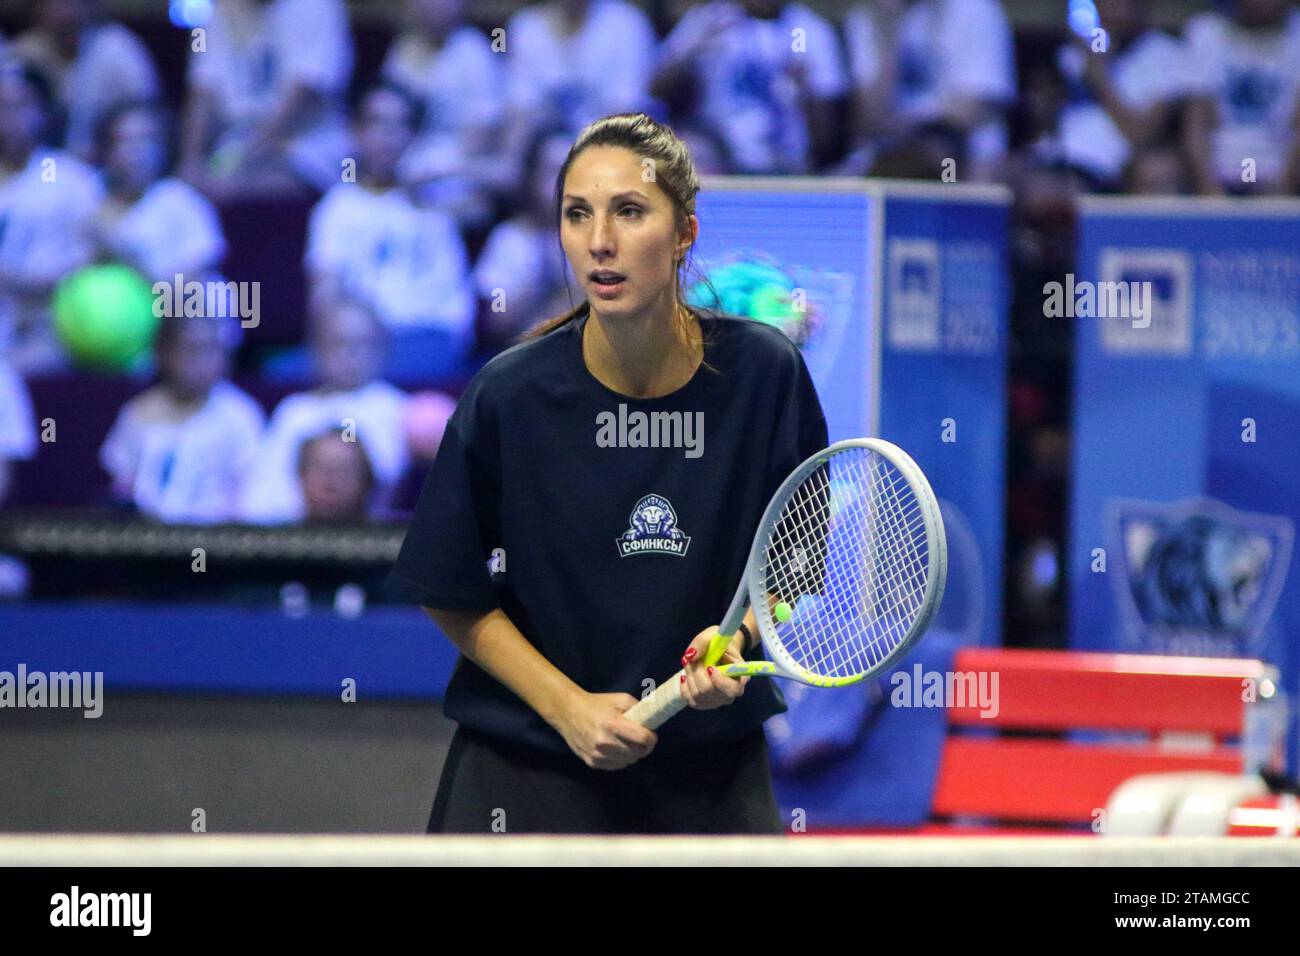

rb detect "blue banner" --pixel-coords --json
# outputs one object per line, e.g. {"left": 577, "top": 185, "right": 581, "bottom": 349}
{"left": 1071, "top": 197, "right": 1300, "bottom": 770}
{"left": 693, "top": 179, "right": 1008, "bottom": 649}
{"left": 876, "top": 184, "right": 1009, "bottom": 648}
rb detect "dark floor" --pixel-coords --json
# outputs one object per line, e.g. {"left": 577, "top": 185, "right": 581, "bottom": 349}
{"left": 0, "top": 694, "right": 457, "bottom": 832}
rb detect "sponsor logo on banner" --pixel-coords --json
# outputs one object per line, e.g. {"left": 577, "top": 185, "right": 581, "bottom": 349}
{"left": 1098, "top": 248, "right": 1192, "bottom": 356}
{"left": 887, "top": 239, "right": 941, "bottom": 351}
{"left": 1106, "top": 496, "right": 1293, "bottom": 657}
{"left": 1199, "top": 249, "right": 1300, "bottom": 361}
{"left": 888, "top": 238, "right": 999, "bottom": 356}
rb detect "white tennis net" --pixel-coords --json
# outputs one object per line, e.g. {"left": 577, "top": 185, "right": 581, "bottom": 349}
{"left": 1, "top": 835, "right": 1295, "bottom": 866}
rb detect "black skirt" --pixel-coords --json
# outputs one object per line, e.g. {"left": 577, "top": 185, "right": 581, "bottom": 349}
{"left": 427, "top": 722, "right": 785, "bottom": 835}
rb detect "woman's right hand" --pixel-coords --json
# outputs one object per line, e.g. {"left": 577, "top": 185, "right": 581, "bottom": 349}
{"left": 553, "top": 691, "right": 657, "bottom": 770}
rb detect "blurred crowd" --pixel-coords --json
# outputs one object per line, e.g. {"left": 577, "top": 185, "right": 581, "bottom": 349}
{"left": 0, "top": 0, "right": 1298, "bottom": 633}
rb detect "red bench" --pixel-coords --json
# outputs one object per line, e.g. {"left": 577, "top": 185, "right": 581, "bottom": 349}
{"left": 810, "top": 648, "right": 1286, "bottom": 835}
{"left": 928, "top": 648, "right": 1285, "bottom": 830}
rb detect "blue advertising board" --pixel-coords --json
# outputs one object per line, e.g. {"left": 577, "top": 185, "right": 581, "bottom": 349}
{"left": 1071, "top": 196, "right": 1300, "bottom": 770}
{"left": 693, "top": 178, "right": 1009, "bottom": 824}
{"left": 692, "top": 178, "right": 1008, "bottom": 649}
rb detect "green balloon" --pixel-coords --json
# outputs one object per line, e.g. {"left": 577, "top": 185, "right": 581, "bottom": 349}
{"left": 53, "top": 265, "right": 159, "bottom": 371}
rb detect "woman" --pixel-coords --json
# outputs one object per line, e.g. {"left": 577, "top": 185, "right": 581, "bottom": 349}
{"left": 93, "top": 100, "right": 227, "bottom": 284}
{"left": 471, "top": 124, "right": 574, "bottom": 350}
{"left": 391, "top": 113, "right": 829, "bottom": 834}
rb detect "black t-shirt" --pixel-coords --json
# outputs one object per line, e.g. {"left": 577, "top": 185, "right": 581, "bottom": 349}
{"left": 389, "top": 308, "right": 830, "bottom": 758}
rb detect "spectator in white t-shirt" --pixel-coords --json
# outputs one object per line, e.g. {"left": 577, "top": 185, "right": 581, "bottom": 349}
{"left": 10, "top": 0, "right": 160, "bottom": 161}
{"left": 0, "top": 358, "right": 36, "bottom": 506}
{"left": 180, "top": 0, "right": 354, "bottom": 200}
{"left": 0, "top": 357, "right": 35, "bottom": 597}
{"left": 382, "top": 0, "right": 504, "bottom": 231}
{"left": 92, "top": 100, "right": 227, "bottom": 284}
{"left": 498, "top": 0, "right": 658, "bottom": 188}
{"left": 843, "top": 0, "right": 1016, "bottom": 180}
{"left": 239, "top": 299, "right": 408, "bottom": 524}
{"left": 304, "top": 84, "right": 476, "bottom": 383}
{"left": 0, "top": 62, "right": 103, "bottom": 373}
{"left": 1180, "top": 0, "right": 1300, "bottom": 195}
{"left": 654, "top": 1, "right": 848, "bottom": 174}
{"left": 472, "top": 126, "right": 573, "bottom": 350}
{"left": 1054, "top": 0, "right": 1186, "bottom": 188}
{"left": 100, "top": 313, "right": 263, "bottom": 524}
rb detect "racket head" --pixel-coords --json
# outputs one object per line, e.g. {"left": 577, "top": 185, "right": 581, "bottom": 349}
{"left": 746, "top": 438, "right": 947, "bottom": 687}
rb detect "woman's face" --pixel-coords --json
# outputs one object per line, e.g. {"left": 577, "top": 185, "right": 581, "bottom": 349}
{"left": 559, "top": 145, "right": 695, "bottom": 322}
{"left": 299, "top": 435, "right": 370, "bottom": 521}
{"left": 107, "top": 108, "right": 166, "bottom": 188}
{"left": 355, "top": 88, "right": 416, "bottom": 182}
{"left": 311, "top": 305, "right": 384, "bottom": 392}
{"left": 159, "top": 318, "right": 228, "bottom": 402}
{"left": 0, "top": 73, "right": 46, "bottom": 156}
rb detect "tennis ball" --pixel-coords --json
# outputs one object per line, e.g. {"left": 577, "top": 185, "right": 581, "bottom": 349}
{"left": 774, "top": 601, "right": 792, "bottom": 623}
{"left": 53, "top": 264, "right": 159, "bottom": 371}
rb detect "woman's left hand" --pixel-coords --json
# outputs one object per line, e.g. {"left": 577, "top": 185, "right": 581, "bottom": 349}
{"left": 679, "top": 625, "right": 750, "bottom": 711}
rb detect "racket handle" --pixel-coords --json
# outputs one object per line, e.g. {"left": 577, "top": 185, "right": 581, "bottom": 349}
{"left": 624, "top": 667, "right": 690, "bottom": 729}
{"left": 625, "top": 630, "right": 739, "bottom": 729}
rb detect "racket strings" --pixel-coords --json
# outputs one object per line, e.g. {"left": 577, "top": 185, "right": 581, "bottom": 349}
{"left": 761, "top": 448, "right": 933, "bottom": 679}
{"left": 770, "top": 464, "right": 925, "bottom": 677}
{"left": 778, "top": 470, "right": 889, "bottom": 676}
{"left": 840, "top": 462, "right": 929, "bottom": 671}
{"left": 865, "top": 475, "right": 929, "bottom": 661}
{"left": 833, "top": 460, "right": 930, "bottom": 672}
{"left": 793, "top": 467, "right": 922, "bottom": 674}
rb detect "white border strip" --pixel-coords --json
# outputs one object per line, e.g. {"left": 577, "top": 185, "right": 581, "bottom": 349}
{"left": 1078, "top": 195, "right": 1300, "bottom": 218}
{"left": 699, "top": 175, "right": 1012, "bottom": 205}
{"left": 863, "top": 179, "right": 1012, "bottom": 204}
{"left": 1, "top": 835, "right": 1296, "bottom": 867}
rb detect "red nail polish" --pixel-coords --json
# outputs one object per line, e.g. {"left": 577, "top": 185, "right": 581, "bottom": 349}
{"left": 707, "top": 666, "right": 714, "bottom": 676}
{"left": 679, "top": 674, "right": 685, "bottom": 684}
{"left": 684, "top": 647, "right": 697, "bottom": 661}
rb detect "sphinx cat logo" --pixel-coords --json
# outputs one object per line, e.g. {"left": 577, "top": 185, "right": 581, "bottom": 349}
{"left": 616, "top": 493, "right": 691, "bottom": 558}
{"left": 1106, "top": 497, "right": 1293, "bottom": 657}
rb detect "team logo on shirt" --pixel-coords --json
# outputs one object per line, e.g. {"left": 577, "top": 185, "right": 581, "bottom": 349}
{"left": 617, "top": 494, "right": 692, "bottom": 558}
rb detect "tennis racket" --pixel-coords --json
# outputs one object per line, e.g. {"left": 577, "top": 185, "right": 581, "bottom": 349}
{"left": 625, "top": 437, "right": 947, "bottom": 730}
